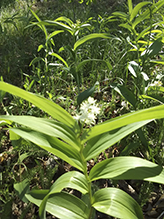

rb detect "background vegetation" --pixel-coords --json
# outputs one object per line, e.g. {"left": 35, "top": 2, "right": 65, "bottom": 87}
{"left": 0, "top": 0, "right": 164, "bottom": 218}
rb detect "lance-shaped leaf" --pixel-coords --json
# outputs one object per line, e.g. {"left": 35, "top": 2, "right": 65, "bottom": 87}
{"left": 128, "top": 0, "right": 133, "bottom": 15}
{"left": 0, "top": 82, "right": 75, "bottom": 127}
{"left": 49, "top": 52, "right": 68, "bottom": 67}
{"left": 39, "top": 171, "right": 88, "bottom": 219}
{"left": 77, "top": 82, "right": 99, "bottom": 105}
{"left": 83, "top": 120, "right": 152, "bottom": 161}
{"left": 40, "top": 20, "right": 73, "bottom": 35}
{"left": 10, "top": 128, "right": 83, "bottom": 171}
{"left": 74, "top": 33, "right": 110, "bottom": 51}
{"left": 141, "top": 37, "right": 163, "bottom": 58}
{"left": 140, "top": 94, "right": 164, "bottom": 104}
{"left": 111, "top": 83, "right": 137, "bottom": 107}
{"left": 55, "top": 16, "right": 74, "bottom": 27}
{"left": 29, "top": 9, "right": 48, "bottom": 38}
{"left": 0, "top": 115, "right": 80, "bottom": 150}
{"left": 92, "top": 187, "right": 144, "bottom": 219}
{"left": 132, "top": 1, "right": 164, "bottom": 29}
{"left": 14, "top": 179, "right": 30, "bottom": 203}
{"left": 46, "top": 30, "right": 64, "bottom": 43}
{"left": 89, "top": 156, "right": 164, "bottom": 184}
{"left": 26, "top": 190, "right": 90, "bottom": 219}
{"left": 84, "top": 104, "right": 164, "bottom": 141}
{"left": 130, "top": 2, "right": 151, "bottom": 22}
{"left": 25, "top": 189, "right": 49, "bottom": 207}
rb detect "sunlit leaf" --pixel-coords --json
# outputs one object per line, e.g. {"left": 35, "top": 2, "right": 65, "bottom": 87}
{"left": 83, "top": 120, "right": 151, "bottom": 161}
{"left": 84, "top": 104, "right": 164, "bottom": 141}
{"left": 92, "top": 188, "right": 144, "bottom": 219}
{"left": 141, "top": 37, "right": 163, "bottom": 57}
{"left": 55, "top": 16, "right": 73, "bottom": 26}
{"left": 29, "top": 9, "right": 48, "bottom": 38}
{"left": 132, "top": 1, "right": 164, "bottom": 29}
{"left": 128, "top": 61, "right": 140, "bottom": 78}
{"left": 26, "top": 190, "right": 89, "bottom": 219}
{"left": 39, "top": 171, "right": 88, "bottom": 219}
{"left": 9, "top": 127, "right": 83, "bottom": 171}
{"left": 74, "top": 33, "right": 110, "bottom": 50}
{"left": 130, "top": 2, "right": 151, "bottom": 22}
{"left": 140, "top": 94, "right": 164, "bottom": 104}
{"left": 14, "top": 179, "right": 30, "bottom": 203}
{"left": 49, "top": 52, "right": 68, "bottom": 67}
{"left": 128, "top": 0, "right": 133, "bottom": 15}
{"left": 40, "top": 20, "right": 73, "bottom": 35}
{"left": 89, "top": 156, "right": 164, "bottom": 184}
{"left": 0, "top": 82, "right": 75, "bottom": 127}
{"left": 0, "top": 115, "right": 79, "bottom": 149}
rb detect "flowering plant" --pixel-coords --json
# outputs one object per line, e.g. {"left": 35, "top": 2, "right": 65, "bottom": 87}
{"left": 74, "top": 97, "right": 100, "bottom": 125}
{"left": 1, "top": 81, "right": 164, "bottom": 219}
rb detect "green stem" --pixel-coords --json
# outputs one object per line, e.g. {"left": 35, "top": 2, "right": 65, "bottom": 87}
{"left": 78, "top": 123, "right": 94, "bottom": 219}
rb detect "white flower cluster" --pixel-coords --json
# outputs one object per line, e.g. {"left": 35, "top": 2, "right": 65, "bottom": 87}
{"left": 150, "top": 80, "right": 163, "bottom": 87}
{"left": 74, "top": 97, "right": 100, "bottom": 125}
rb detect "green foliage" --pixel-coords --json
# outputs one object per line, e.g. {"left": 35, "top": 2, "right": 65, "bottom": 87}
{"left": 1, "top": 0, "right": 164, "bottom": 218}
{"left": 1, "top": 81, "right": 164, "bottom": 218}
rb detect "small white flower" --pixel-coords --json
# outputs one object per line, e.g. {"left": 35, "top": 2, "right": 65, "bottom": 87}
{"left": 150, "top": 81, "right": 162, "bottom": 87}
{"left": 74, "top": 97, "right": 100, "bottom": 125}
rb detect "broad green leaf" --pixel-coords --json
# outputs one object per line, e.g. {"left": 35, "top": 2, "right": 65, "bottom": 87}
{"left": 141, "top": 37, "right": 163, "bottom": 57}
{"left": 0, "top": 82, "right": 75, "bottom": 127}
{"left": 84, "top": 104, "right": 164, "bottom": 141}
{"left": 50, "top": 171, "right": 88, "bottom": 194}
{"left": 74, "top": 33, "right": 110, "bottom": 51}
{"left": 14, "top": 179, "right": 30, "bottom": 203}
{"left": 25, "top": 189, "right": 49, "bottom": 206}
{"left": 26, "top": 190, "right": 89, "bottom": 219}
{"left": 77, "top": 82, "right": 99, "bottom": 105}
{"left": 83, "top": 120, "right": 151, "bottom": 161}
{"left": 130, "top": 2, "right": 151, "bottom": 22}
{"left": 49, "top": 52, "right": 68, "bottom": 67}
{"left": 89, "top": 156, "right": 164, "bottom": 184}
{"left": 0, "top": 115, "right": 79, "bottom": 149}
{"left": 39, "top": 171, "right": 88, "bottom": 219}
{"left": 9, "top": 128, "right": 83, "bottom": 171}
{"left": 92, "top": 188, "right": 144, "bottom": 219}
{"left": 110, "top": 83, "right": 137, "bottom": 107}
{"left": 128, "top": 0, "right": 133, "bottom": 15}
